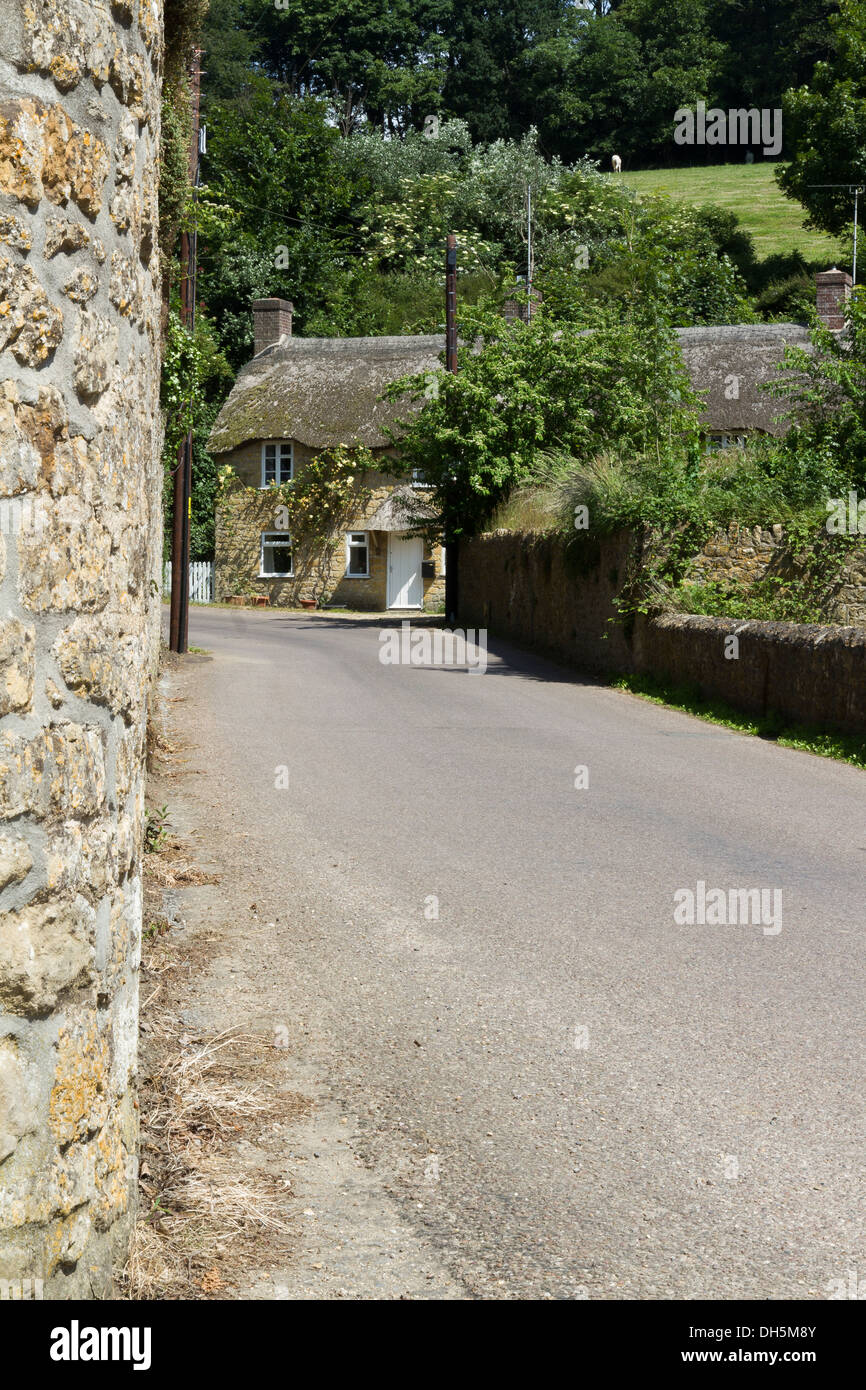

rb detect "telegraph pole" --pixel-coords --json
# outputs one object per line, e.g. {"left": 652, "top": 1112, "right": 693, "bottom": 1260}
{"left": 526, "top": 185, "right": 533, "bottom": 322}
{"left": 809, "top": 183, "right": 864, "bottom": 285}
{"left": 444, "top": 234, "right": 459, "bottom": 625}
{"left": 170, "top": 47, "right": 203, "bottom": 653}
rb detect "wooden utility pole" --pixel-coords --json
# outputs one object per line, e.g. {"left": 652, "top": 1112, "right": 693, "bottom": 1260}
{"left": 169, "top": 48, "right": 203, "bottom": 654}
{"left": 444, "top": 234, "right": 459, "bottom": 625}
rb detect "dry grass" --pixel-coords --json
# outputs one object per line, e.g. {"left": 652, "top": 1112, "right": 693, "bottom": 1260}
{"left": 144, "top": 836, "right": 220, "bottom": 889}
{"left": 123, "top": 1027, "right": 295, "bottom": 1299}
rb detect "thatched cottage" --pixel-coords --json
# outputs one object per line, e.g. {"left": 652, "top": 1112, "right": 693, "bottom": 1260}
{"left": 208, "top": 301, "right": 446, "bottom": 611}
{"left": 207, "top": 271, "right": 849, "bottom": 609}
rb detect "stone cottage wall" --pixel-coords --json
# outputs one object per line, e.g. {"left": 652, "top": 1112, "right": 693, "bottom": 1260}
{"left": 215, "top": 443, "right": 446, "bottom": 611}
{"left": 0, "top": 0, "right": 163, "bottom": 1296}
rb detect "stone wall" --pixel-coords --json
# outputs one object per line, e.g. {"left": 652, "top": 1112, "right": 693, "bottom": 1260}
{"left": 0, "top": 0, "right": 163, "bottom": 1297}
{"left": 460, "top": 530, "right": 866, "bottom": 734}
{"left": 641, "top": 613, "right": 866, "bottom": 733}
{"left": 690, "top": 524, "right": 866, "bottom": 627}
{"left": 215, "top": 443, "right": 446, "bottom": 611}
{"left": 459, "top": 529, "right": 640, "bottom": 676}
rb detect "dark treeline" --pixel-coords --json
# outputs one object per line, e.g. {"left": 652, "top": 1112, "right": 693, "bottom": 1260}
{"left": 202, "top": 0, "right": 839, "bottom": 164}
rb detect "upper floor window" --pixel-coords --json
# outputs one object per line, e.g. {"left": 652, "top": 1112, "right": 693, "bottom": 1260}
{"left": 262, "top": 441, "right": 293, "bottom": 487}
{"left": 411, "top": 467, "right": 434, "bottom": 489}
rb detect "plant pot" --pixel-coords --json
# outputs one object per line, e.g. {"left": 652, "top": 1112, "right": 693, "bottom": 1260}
{"left": 300, "top": 599, "right": 317, "bottom": 609}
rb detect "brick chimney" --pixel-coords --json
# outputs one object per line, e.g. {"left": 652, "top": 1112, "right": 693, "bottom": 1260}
{"left": 501, "top": 284, "right": 543, "bottom": 325}
{"left": 815, "top": 268, "right": 852, "bottom": 331}
{"left": 252, "top": 297, "right": 293, "bottom": 355}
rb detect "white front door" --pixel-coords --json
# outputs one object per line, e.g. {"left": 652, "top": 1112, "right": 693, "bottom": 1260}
{"left": 387, "top": 534, "right": 423, "bottom": 609}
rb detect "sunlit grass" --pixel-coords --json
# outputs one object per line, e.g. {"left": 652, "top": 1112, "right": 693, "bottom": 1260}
{"left": 621, "top": 165, "right": 844, "bottom": 264}
{"left": 612, "top": 673, "right": 866, "bottom": 769}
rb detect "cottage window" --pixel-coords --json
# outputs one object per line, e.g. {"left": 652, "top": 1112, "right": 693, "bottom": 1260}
{"left": 260, "top": 532, "right": 293, "bottom": 577}
{"left": 705, "top": 432, "right": 746, "bottom": 453}
{"left": 346, "top": 531, "right": 370, "bottom": 578}
{"left": 261, "top": 441, "right": 293, "bottom": 487}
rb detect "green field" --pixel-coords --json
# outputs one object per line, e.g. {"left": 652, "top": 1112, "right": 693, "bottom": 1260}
{"left": 621, "top": 164, "right": 843, "bottom": 265}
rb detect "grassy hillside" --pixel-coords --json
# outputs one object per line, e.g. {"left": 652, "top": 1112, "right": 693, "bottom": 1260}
{"left": 621, "top": 165, "right": 843, "bottom": 265}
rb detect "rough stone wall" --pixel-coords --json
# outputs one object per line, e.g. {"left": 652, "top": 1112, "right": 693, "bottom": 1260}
{"left": 0, "top": 0, "right": 163, "bottom": 1296}
{"left": 459, "top": 529, "right": 640, "bottom": 676}
{"left": 215, "top": 442, "right": 446, "bottom": 610}
{"left": 690, "top": 524, "right": 866, "bottom": 626}
{"left": 639, "top": 613, "right": 866, "bottom": 733}
{"left": 460, "top": 530, "right": 866, "bottom": 733}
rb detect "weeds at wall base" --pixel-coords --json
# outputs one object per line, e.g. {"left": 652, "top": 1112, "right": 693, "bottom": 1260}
{"left": 611, "top": 673, "right": 866, "bottom": 769}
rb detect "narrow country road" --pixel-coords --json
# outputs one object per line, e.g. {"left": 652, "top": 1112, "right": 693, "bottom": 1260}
{"left": 172, "top": 606, "right": 864, "bottom": 1300}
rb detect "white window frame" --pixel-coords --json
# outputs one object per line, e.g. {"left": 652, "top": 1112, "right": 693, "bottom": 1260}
{"left": 345, "top": 530, "right": 370, "bottom": 578}
{"left": 261, "top": 440, "right": 293, "bottom": 488}
{"left": 260, "top": 531, "right": 294, "bottom": 578}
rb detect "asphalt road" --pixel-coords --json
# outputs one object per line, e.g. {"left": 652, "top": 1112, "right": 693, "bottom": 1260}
{"left": 180, "top": 606, "right": 865, "bottom": 1300}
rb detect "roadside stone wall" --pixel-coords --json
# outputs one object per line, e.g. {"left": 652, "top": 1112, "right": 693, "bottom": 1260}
{"left": 460, "top": 530, "right": 866, "bottom": 734}
{"left": 0, "top": 0, "right": 163, "bottom": 1297}
{"left": 459, "top": 529, "right": 640, "bottom": 676}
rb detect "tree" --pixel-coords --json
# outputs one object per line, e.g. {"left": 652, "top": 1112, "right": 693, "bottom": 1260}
{"left": 161, "top": 310, "right": 234, "bottom": 560}
{"left": 522, "top": 11, "right": 648, "bottom": 162}
{"left": 709, "top": 1, "right": 840, "bottom": 115}
{"left": 777, "top": 0, "right": 866, "bottom": 238}
{"left": 388, "top": 302, "right": 700, "bottom": 541}
{"left": 616, "top": 0, "right": 726, "bottom": 162}
{"left": 773, "top": 288, "right": 866, "bottom": 492}
{"left": 197, "top": 84, "right": 368, "bottom": 361}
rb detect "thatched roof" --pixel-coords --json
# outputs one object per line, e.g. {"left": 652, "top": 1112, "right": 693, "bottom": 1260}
{"left": 673, "top": 324, "right": 811, "bottom": 436}
{"left": 208, "top": 323, "right": 813, "bottom": 457}
{"left": 208, "top": 334, "right": 445, "bottom": 455}
{"left": 366, "top": 485, "right": 439, "bottom": 532}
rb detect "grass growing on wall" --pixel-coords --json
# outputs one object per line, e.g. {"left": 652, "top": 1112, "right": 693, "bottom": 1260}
{"left": 612, "top": 673, "right": 866, "bottom": 769}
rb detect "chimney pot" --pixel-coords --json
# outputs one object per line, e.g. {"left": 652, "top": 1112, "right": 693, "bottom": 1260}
{"left": 252, "top": 298, "right": 293, "bottom": 355}
{"left": 815, "top": 267, "right": 852, "bottom": 331}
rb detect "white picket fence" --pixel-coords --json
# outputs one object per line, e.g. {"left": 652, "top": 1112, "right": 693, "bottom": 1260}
{"left": 163, "top": 560, "right": 214, "bottom": 604}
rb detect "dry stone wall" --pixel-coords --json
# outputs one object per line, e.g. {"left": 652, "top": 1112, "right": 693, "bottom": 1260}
{"left": 691, "top": 524, "right": 866, "bottom": 627}
{"left": 0, "top": 0, "right": 163, "bottom": 1297}
{"left": 460, "top": 530, "right": 866, "bottom": 734}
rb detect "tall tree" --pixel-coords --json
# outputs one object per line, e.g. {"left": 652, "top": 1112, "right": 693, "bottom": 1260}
{"left": 709, "top": 0, "right": 840, "bottom": 115}
{"left": 777, "top": 0, "right": 866, "bottom": 238}
{"left": 615, "top": 0, "right": 726, "bottom": 161}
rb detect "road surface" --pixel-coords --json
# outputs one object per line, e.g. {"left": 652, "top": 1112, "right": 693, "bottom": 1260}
{"left": 172, "top": 606, "right": 865, "bottom": 1299}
